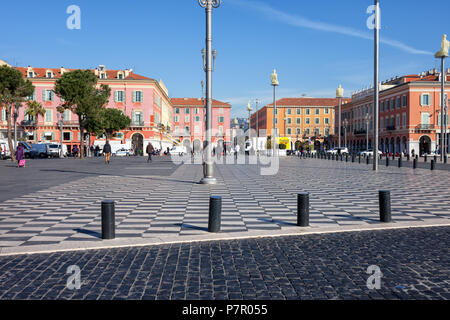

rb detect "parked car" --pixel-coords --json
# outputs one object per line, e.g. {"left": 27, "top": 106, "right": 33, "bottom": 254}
{"left": 45, "top": 143, "right": 64, "bottom": 158}
{"left": 115, "top": 148, "right": 132, "bottom": 157}
{"left": 169, "top": 146, "right": 187, "bottom": 156}
{"left": 359, "top": 149, "right": 382, "bottom": 157}
{"left": 29, "top": 144, "right": 51, "bottom": 159}
{"left": 326, "top": 147, "right": 349, "bottom": 155}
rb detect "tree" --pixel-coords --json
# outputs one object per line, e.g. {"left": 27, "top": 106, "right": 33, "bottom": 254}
{"left": 100, "top": 108, "right": 131, "bottom": 139}
{"left": 0, "top": 65, "right": 34, "bottom": 162}
{"left": 54, "top": 70, "right": 110, "bottom": 159}
{"left": 25, "top": 100, "right": 45, "bottom": 142}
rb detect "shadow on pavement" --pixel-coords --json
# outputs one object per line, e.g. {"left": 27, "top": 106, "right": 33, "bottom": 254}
{"left": 73, "top": 228, "right": 102, "bottom": 239}
{"left": 174, "top": 223, "right": 208, "bottom": 232}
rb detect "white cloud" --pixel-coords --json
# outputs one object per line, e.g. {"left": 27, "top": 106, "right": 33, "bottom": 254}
{"left": 228, "top": 0, "right": 432, "bottom": 56}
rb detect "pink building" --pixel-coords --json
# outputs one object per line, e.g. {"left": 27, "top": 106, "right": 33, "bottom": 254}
{"left": 0, "top": 64, "right": 174, "bottom": 154}
{"left": 170, "top": 98, "right": 232, "bottom": 152}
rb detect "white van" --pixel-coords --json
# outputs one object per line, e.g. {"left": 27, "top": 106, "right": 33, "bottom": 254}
{"left": 0, "top": 141, "right": 11, "bottom": 160}
{"left": 169, "top": 146, "right": 187, "bottom": 155}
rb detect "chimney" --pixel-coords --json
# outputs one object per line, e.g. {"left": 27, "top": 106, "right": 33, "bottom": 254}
{"left": 124, "top": 69, "right": 130, "bottom": 78}
{"left": 60, "top": 67, "right": 66, "bottom": 75}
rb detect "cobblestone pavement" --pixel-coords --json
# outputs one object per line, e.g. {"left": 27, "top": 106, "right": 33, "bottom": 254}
{"left": 0, "top": 227, "right": 448, "bottom": 300}
{"left": 0, "top": 156, "right": 449, "bottom": 254}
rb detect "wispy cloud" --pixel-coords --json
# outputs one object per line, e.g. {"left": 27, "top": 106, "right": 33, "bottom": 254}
{"left": 228, "top": 0, "right": 432, "bottom": 56}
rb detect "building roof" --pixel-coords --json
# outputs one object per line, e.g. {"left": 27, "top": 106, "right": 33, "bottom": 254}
{"left": 14, "top": 66, "right": 154, "bottom": 81}
{"left": 267, "top": 97, "right": 351, "bottom": 107}
{"left": 170, "top": 98, "right": 231, "bottom": 107}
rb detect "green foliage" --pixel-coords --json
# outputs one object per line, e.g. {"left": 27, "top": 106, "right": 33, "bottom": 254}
{"left": 100, "top": 108, "right": 131, "bottom": 138}
{"left": 25, "top": 100, "right": 45, "bottom": 119}
{"left": 54, "top": 70, "right": 110, "bottom": 158}
{"left": 0, "top": 65, "right": 34, "bottom": 161}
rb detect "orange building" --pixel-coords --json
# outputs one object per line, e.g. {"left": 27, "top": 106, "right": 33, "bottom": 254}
{"left": 336, "top": 69, "right": 450, "bottom": 156}
{"left": 250, "top": 98, "right": 350, "bottom": 150}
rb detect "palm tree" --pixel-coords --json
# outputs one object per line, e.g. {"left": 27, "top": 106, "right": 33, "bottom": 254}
{"left": 25, "top": 100, "right": 45, "bottom": 142}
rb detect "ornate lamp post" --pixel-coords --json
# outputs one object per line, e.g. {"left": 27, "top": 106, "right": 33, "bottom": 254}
{"left": 364, "top": 113, "right": 372, "bottom": 151}
{"left": 373, "top": 0, "right": 380, "bottom": 171}
{"left": 58, "top": 112, "right": 64, "bottom": 158}
{"left": 435, "top": 34, "right": 449, "bottom": 162}
{"left": 336, "top": 85, "right": 344, "bottom": 150}
{"left": 343, "top": 118, "right": 349, "bottom": 148}
{"left": 271, "top": 69, "right": 279, "bottom": 157}
{"left": 199, "top": 0, "right": 221, "bottom": 185}
{"left": 247, "top": 101, "right": 253, "bottom": 152}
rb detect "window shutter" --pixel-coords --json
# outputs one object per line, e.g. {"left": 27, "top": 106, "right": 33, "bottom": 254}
{"left": 43, "top": 90, "right": 46, "bottom": 102}
{"left": 132, "top": 111, "right": 135, "bottom": 123}
{"left": 132, "top": 91, "right": 136, "bottom": 103}
{"left": 114, "top": 91, "right": 118, "bottom": 102}
{"left": 52, "top": 132, "right": 55, "bottom": 140}
{"left": 140, "top": 91, "right": 143, "bottom": 102}
{"left": 70, "top": 132, "right": 73, "bottom": 141}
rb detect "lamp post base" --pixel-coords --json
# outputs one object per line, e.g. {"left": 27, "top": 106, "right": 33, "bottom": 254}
{"left": 200, "top": 177, "right": 218, "bottom": 185}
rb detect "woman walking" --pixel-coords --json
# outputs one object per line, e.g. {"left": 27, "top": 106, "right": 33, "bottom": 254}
{"left": 16, "top": 143, "right": 25, "bottom": 168}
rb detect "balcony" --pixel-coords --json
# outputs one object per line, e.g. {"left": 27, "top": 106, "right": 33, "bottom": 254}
{"left": 62, "top": 120, "right": 79, "bottom": 127}
{"left": 21, "top": 120, "right": 36, "bottom": 126}
{"left": 415, "top": 124, "right": 435, "bottom": 131}
{"left": 386, "top": 125, "right": 396, "bottom": 131}
{"left": 130, "top": 121, "right": 145, "bottom": 127}
{"left": 353, "top": 129, "right": 367, "bottom": 135}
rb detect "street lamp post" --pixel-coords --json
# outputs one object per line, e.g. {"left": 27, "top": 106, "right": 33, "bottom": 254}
{"left": 199, "top": 0, "right": 221, "bottom": 185}
{"left": 247, "top": 101, "right": 253, "bottom": 152}
{"left": 435, "top": 34, "right": 449, "bottom": 162}
{"left": 373, "top": 0, "right": 380, "bottom": 171}
{"left": 59, "top": 113, "right": 64, "bottom": 158}
{"left": 365, "top": 113, "right": 371, "bottom": 151}
{"left": 336, "top": 85, "right": 344, "bottom": 150}
{"left": 13, "top": 103, "right": 19, "bottom": 150}
{"left": 255, "top": 98, "right": 259, "bottom": 152}
{"left": 343, "top": 118, "right": 348, "bottom": 148}
{"left": 271, "top": 69, "right": 279, "bottom": 157}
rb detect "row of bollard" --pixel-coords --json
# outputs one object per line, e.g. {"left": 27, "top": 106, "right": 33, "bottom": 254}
{"left": 100, "top": 189, "right": 393, "bottom": 239}
{"left": 316, "top": 150, "right": 439, "bottom": 171}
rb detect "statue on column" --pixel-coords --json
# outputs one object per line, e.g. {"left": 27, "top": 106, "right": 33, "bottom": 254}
{"left": 435, "top": 34, "right": 449, "bottom": 58}
{"left": 271, "top": 69, "right": 279, "bottom": 86}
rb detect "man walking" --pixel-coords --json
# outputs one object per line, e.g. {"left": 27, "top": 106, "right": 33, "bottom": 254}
{"left": 146, "top": 143, "right": 154, "bottom": 163}
{"left": 103, "top": 140, "right": 112, "bottom": 164}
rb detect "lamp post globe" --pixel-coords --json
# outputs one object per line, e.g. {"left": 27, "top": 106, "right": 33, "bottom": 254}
{"left": 271, "top": 69, "right": 279, "bottom": 157}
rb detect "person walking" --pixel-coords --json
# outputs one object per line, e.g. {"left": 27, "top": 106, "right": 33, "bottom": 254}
{"left": 16, "top": 143, "right": 25, "bottom": 168}
{"left": 234, "top": 144, "right": 240, "bottom": 161}
{"left": 72, "top": 145, "right": 79, "bottom": 158}
{"left": 103, "top": 141, "right": 112, "bottom": 164}
{"left": 95, "top": 145, "right": 100, "bottom": 157}
{"left": 146, "top": 143, "right": 154, "bottom": 163}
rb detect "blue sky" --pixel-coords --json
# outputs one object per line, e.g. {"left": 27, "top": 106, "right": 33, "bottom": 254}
{"left": 0, "top": 0, "right": 448, "bottom": 118}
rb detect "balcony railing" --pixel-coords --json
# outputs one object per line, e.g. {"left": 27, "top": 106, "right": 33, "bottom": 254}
{"left": 21, "top": 120, "right": 35, "bottom": 126}
{"left": 62, "top": 120, "right": 79, "bottom": 126}
{"left": 386, "top": 125, "right": 396, "bottom": 131}
{"left": 416, "top": 124, "right": 435, "bottom": 130}
{"left": 354, "top": 129, "right": 367, "bottom": 135}
{"left": 131, "top": 121, "right": 145, "bottom": 127}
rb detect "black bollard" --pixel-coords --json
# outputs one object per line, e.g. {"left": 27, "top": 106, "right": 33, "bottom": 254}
{"left": 101, "top": 200, "right": 115, "bottom": 240}
{"left": 445, "top": 156, "right": 448, "bottom": 164}
{"left": 398, "top": 157, "right": 402, "bottom": 168}
{"left": 431, "top": 160, "right": 435, "bottom": 171}
{"left": 208, "top": 196, "right": 222, "bottom": 232}
{"left": 346, "top": 155, "right": 348, "bottom": 162}
{"left": 434, "top": 155, "right": 437, "bottom": 163}
{"left": 424, "top": 154, "right": 427, "bottom": 162}
{"left": 352, "top": 154, "right": 355, "bottom": 163}
{"left": 379, "top": 191, "right": 392, "bottom": 222}
{"left": 366, "top": 155, "right": 370, "bottom": 165}
{"left": 407, "top": 154, "right": 410, "bottom": 161}
{"left": 413, "top": 158, "right": 417, "bottom": 169}
{"left": 297, "top": 193, "right": 309, "bottom": 227}
{"left": 386, "top": 157, "right": 389, "bottom": 167}
{"left": 416, "top": 155, "right": 418, "bottom": 160}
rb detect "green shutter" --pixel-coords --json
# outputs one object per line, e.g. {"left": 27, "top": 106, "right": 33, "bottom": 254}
{"left": 132, "top": 111, "right": 135, "bottom": 124}
{"left": 140, "top": 91, "right": 143, "bottom": 102}
{"left": 52, "top": 132, "right": 55, "bottom": 140}
{"left": 114, "top": 91, "right": 118, "bottom": 102}
{"left": 43, "top": 90, "right": 46, "bottom": 101}
{"left": 132, "top": 91, "right": 136, "bottom": 103}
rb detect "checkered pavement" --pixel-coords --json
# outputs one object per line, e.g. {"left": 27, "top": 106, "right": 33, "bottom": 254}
{"left": 0, "top": 157, "right": 449, "bottom": 249}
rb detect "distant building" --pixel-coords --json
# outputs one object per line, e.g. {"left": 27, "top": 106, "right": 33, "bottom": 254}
{"left": 170, "top": 98, "right": 232, "bottom": 152}
{"left": 250, "top": 98, "right": 350, "bottom": 150}
{"left": 336, "top": 69, "right": 450, "bottom": 156}
{"left": 0, "top": 64, "right": 174, "bottom": 154}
